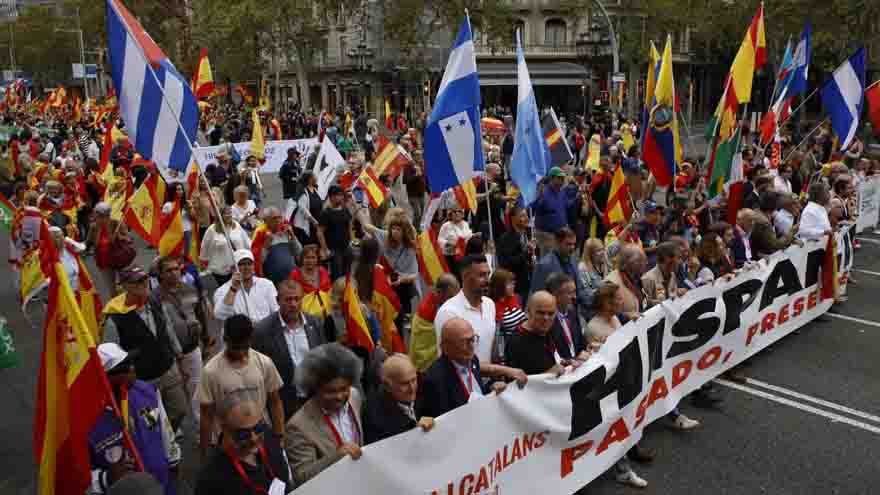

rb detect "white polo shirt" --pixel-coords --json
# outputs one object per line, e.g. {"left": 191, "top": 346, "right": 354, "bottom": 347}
{"left": 434, "top": 291, "right": 496, "bottom": 363}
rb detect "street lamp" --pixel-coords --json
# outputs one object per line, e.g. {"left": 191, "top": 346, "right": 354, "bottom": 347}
{"left": 55, "top": 9, "right": 87, "bottom": 100}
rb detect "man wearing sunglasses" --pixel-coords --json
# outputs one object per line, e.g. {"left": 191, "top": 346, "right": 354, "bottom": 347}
{"left": 196, "top": 390, "right": 293, "bottom": 495}
{"left": 88, "top": 343, "right": 180, "bottom": 495}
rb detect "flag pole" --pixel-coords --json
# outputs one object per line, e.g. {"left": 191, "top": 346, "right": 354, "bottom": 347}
{"left": 119, "top": 38, "right": 253, "bottom": 319}
{"left": 782, "top": 117, "right": 828, "bottom": 164}
{"left": 763, "top": 85, "right": 820, "bottom": 155}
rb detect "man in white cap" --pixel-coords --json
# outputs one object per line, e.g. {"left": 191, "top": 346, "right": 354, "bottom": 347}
{"left": 213, "top": 249, "right": 279, "bottom": 324}
{"left": 88, "top": 343, "right": 180, "bottom": 495}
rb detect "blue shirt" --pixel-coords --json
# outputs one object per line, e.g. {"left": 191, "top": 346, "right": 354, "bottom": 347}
{"left": 533, "top": 185, "right": 577, "bottom": 232}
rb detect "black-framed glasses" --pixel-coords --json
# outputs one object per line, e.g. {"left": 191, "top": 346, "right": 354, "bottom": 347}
{"left": 233, "top": 421, "right": 268, "bottom": 445}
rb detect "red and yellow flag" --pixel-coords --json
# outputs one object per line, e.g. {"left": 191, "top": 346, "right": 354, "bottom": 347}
{"left": 158, "top": 201, "right": 185, "bottom": 257}
{"left": 372, "top": 265, "right": 405, "bottom": 353}
{"left": 270, "top": 119, "right": 282, "bottom": 140}
{"left": 373, "top": 135, "right": 410, "bottom": 180}
{"left": 416, "top": 229, "right": 450, "bottom": 286}
{"left": 603, "top": 165, "right": 633, "bottom": 227}
{"left": 356, "top": 166, "right": 389, "bottom": 209}
{"left": 342, "top": 275, "right": 374, "bottom": 352}
{"left": 452, "top": 178, "right": 478, "bottom": 213}
{"left": 123, "top": 173, "right": 167, "bottom": 246}
{"left": 290, "top": 268, "right": 332, "bottom": 320}
{"left": 34, "top": 223, "right": 114, "bottom": 495}
{"left": 72, "top": 96, "right": 82, "bottom": 122}
{"left": 250, "top": 108, "right": 265, "bottom": 161}
{"left": 191, "top": 48, "right": 215, "bottom": 99}
{"left": 729, "top": 3, "right": 767, "bottom": 104}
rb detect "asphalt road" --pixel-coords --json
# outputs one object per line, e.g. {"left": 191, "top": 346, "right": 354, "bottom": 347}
{"left": 1, "top": 173, "right": 879, "bottom": 494}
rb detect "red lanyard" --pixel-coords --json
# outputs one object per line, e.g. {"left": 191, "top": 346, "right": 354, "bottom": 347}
{"left": 322, "top": 405, "right": 361, "bottom": 447}
{"left": 558, "top": 313, "right": 574, "bottom": 354}
{"left": 224, "top": 444, "right": 276, "bottom": 494}
{"left": 454, "top": 363, "right": 474, "bottom": 399}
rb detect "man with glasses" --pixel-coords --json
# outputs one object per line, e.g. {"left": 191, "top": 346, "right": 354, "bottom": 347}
{"left": 89, "top": 343, "right": 181, "bottom": 495}
{"left": 214, "top": 250, "right": 279, "bottom": 324}
{"left": 199, "top": 315, "right": 285, "bottom": 459}
{"left": 195, "top": 390, "right": 293, "bottom": 494}
{"left": 418, "top": 318, "right": 508, "bottom": 419}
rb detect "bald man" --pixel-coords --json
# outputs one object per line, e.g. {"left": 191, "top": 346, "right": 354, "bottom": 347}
{"left": 506, "top": 291, "right": 567, "bottom": 376}
{"left": 363, "top": 355, "right": 435, "bottom": 445}
{"left": 417, "top": 318, "right": 508, "bottom": 419}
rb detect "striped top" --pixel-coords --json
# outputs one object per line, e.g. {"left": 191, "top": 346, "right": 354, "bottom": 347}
{"left": 495, "top": 296, "right": 527, "bottom": 336}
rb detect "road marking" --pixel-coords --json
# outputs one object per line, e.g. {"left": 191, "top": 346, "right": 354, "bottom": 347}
{"left": 715, "top": 379, "right": 880, "bottom": 435}
{"left": 742, "top": 378, "right": 880, "bottom": 424}
{"left": 826, "top": 312, "right": 880, "bottom": 328}
{"left": 854, "top": 269, "right": 880, "bottom": 277}
{"left": 856, "top": 237, "right": 880, "bottom": 245}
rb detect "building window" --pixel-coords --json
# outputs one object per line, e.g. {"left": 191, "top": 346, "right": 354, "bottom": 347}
{"left": 545, "top": 19, "right": 567, "bottom": 47}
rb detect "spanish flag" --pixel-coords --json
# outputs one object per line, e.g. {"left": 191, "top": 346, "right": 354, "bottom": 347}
{"left": 371, "top": 265, "right": 406, "bottom": 353}
{"left": 603, "top": 165, "right": 633, "bottom": 227}
{"left": 250, "top": 109, "right": 265, "bottom": 161}
{"left": 452, "top": 178, "right": 478, "bottom": 213}
{"left": 158, "top": 201, "right": 185, "bottom": 257}
{"left": 728, "top": 2, "right": 767, "bottom": 104}
{"left": 123, "top": 173, "right": 166, "bottom": 246}
{"left": 34, "top": 223, "right": 114, "bottom": 495}
{"left": 373, "top": 135, "right": 410, "bottom": 180}
{"left": 356, "top": 166, "right": 389, "bottom": 209}
{"left": 191, "top": 48, "right": 215, "bottom": 99}
{"left": 270, "top": 118, "right": 282, "bottom": 140}
{"left": 250, "top": 223, "right": 273, "bottom": 277}
{"left": 416, "top": 230, "right": 449, "bottom": 286}
{"left": 342, "top": 275, "right": 374, "bottom": 352}
{"left": 290, "top": 268, "right": 332, "bottom": 319}
{"left": 72, "top": 97, "right": 82, "bottom": 122}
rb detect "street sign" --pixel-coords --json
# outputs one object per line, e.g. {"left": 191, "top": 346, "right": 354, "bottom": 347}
{"left": 72, "top": 63, "right": 98, "bottom": 79}
{"left": 612, "top": 73, "right": 626, "bottom": 83}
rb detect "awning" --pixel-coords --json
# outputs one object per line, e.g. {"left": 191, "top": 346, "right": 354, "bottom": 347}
{"left": 477, "top": 62, "right": 588, "bottom": 86}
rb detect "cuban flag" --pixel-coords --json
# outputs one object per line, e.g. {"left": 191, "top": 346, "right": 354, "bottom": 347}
{"left": 821, "top": 47, "right": 866, "bottom": 150}
{"left": 509, "top": 30, "right": 551, "bottom": 206}
{"left": 424, "top": 16, "right": 484, "bottom": 194}
{"left": 106, "top": 0, "right": 199, "bottom": 172}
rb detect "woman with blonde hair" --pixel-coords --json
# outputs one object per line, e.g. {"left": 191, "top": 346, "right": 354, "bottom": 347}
{"left": 578, "top": 238, "right": 607, "bottom": 317}
{"left": 364, "top": 216, "right": 419, "bottom": 330}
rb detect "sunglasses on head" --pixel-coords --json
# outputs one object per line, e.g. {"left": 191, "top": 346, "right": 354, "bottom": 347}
{"left": 232, "top": 421, "right": 268, "bottom": 445}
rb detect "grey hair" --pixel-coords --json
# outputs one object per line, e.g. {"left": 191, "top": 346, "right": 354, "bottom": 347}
{"left": 261, "top": 206, "right": 281, "bottom": 219}
{"left": 296, "top": 343, "right": 363, "bottom": 397}
{"left": 619, "top": 244, "right": 644, "bottom": 271}
{"left": 234, "top": 184, "right": 249, "bottom": 194}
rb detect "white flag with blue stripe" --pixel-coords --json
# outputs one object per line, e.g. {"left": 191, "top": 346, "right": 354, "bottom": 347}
{"left": 821, "top": 47, "right": 866, "bottom": 150}
{"left": 106, "top": 0, "right": 199, "bottom": 172}
{"left": 424, "top": 16, "right": 484, "bottom": 194}
{"left": 509, "top": 30, "right": 551, "bottom": 206}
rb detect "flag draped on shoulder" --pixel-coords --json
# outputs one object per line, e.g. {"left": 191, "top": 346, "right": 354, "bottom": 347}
{"left": 821, "top": 47, "right": 866, "bottom": 150}
{"left": 34, "top": 222, "right": 114, "bottom": 495}
{"left": 191, "top": 47, "right": 215, "bottom": 99}
{"left": 124, "top": 173, "right": 166, "bottom": 246}
{"left": 106, "top": 0, "right": 199, "bottom": 173}
{"left": 424, "top": 15, "right": 485, "bottom": 195}
{"left": 542, "top": 107, "right": 574, "bottom": 169}
{"left": 510, "top": 29, "right": 551, "bottom": 206}
{"left": 642, "top": 35, "right": 681, "bottom": 187}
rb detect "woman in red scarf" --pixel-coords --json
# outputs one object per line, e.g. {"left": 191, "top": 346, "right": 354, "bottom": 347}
{"left": 289, "top": 245, "right": 332, "bottom": 320}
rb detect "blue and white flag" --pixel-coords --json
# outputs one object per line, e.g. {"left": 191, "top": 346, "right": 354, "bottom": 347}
{"left": 106, "top": 0, "right": 199, "bottom": 172}
{"left": 783, "top": 23, "right": 811, "bottom": 98}
{"left": 509, "top": 30, "right": 551, "bottom": 206}
{"left": 424, "top": 16, "right": 484, "bottom": 194}
{"left": 821, "top": 47, "right": 866, "bottom": 150}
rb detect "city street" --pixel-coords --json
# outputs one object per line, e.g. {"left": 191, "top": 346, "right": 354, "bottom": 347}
{"left": 1, "top": 174, "right": 879, "bottom": 494}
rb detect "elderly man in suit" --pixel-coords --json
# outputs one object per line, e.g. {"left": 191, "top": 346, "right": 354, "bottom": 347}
{"left": 417, "top": 318, "right": 509, "bottom": 419}
{"left": 253, "top": 280, "right": 325, "bottom": 420}
{"left": 285, "top": 343, "right": 364, "bottom": 485}
{"left": 363, "top": 355, "right": 435, "bottom": 445}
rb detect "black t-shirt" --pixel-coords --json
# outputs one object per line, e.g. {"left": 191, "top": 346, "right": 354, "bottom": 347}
{"left": 195, "top": 437, "right": 291, "bottom": 495}
{"left": 319, "top": 206, "right": 352, "bottom": 251}
{"left": 506, "top": 329, "right": 558, "bottom": 375}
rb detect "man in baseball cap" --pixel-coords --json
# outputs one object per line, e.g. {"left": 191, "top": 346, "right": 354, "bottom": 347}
{"left": 89, "top": 343, "right": 180, "bottom": 494}
{"left": 213, "top": 248, "right": 279, "bottom": 323}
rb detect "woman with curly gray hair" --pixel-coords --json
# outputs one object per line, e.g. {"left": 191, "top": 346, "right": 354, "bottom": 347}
{"left": 284, "top": 343, "right": 365, "bottom": 484}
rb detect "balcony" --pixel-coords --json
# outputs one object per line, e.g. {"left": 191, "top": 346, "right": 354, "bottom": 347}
{"left": 474, "top": 42, "right": 578, "bottom": 58}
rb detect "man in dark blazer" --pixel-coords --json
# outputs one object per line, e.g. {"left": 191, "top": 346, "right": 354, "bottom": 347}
{"left": 363, "top": 355, "right": 435, "bottom": 445}
{"left": 496, "top": 205, "right": 534, "bottom": 304}
{"left": 253, "top": 279, "right": 325, "bottom": 420}
{"left": 545, "top": 273, "right": 590, "bottom": 361}
{"left": 731, "top": 209, "right": 755, "bottom": 268}
{"left": 417, "top": 318, "right": 508, "bottom": 419}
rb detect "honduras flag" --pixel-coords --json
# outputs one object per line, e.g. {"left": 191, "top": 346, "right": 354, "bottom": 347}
{"left": 509, "top": 30, "right": 551, "bottom": 206}
{"left": 424, "top": 16, "right": 484, "bottom": 194}
{"left": 106, "top": 0, "right": 199, "bottom": 173}
{"left": 783, "top": 23, "right": 811, "bottom": 97}
{"left": 821, "top": 47, "right": 866, "bottom": 150}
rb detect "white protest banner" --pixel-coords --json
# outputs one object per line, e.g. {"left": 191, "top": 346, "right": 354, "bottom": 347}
{"left": 187, "top": 138, "right": 318, "bottom": 175}
{"left": 314, "top": 136, "right": 346, "bottom": 200}
{"left": 856, "top": 176, "right": 880, "bottom": 233}
{"left": 295, "top": 228, "right": 853, "bottom": 495}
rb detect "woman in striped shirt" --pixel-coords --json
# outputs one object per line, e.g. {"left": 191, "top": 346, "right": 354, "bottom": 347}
{"left": 489, "top": 269, "right": 526, "bottom": 365}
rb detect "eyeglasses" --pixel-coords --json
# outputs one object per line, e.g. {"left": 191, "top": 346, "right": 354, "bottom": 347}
{"left": 232, "top": 421, "right": 268, "bottom": 445}
{"left": 461, "top": 335, "right": 480, "bottom": 345}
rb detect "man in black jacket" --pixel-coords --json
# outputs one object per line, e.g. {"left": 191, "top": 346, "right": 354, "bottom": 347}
{"left": 363, "top": 355, "right": 435, "bottom": 445}
{"left": 278, "top": 148, "right": 302, "bottom": 200}
{"left": 545, "top": 273, "right": 590, "bottom": 361}
{"left": 102, "top": 267, "right": 188, "bottom": 431}
{"left": 417, "top": 318, "right": 508, "bottom": 419}
{"left": 496, "top": 206, "right": 534, "bottom": 304}
{"left": 252, "top": 280, "right": 325, "bottom": 420}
